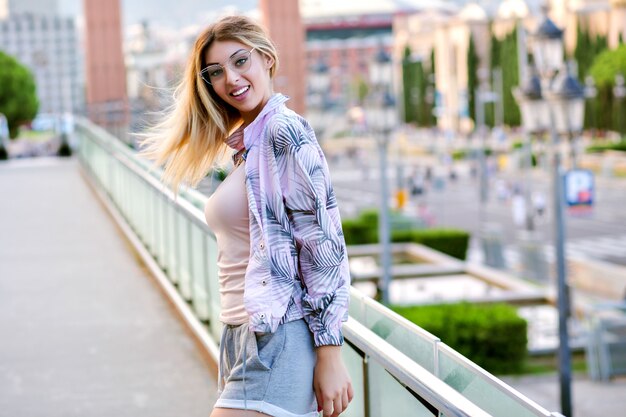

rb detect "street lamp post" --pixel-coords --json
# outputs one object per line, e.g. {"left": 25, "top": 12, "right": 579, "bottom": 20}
{"left": 522, "top": 14, "right": 586, "bottom": 417}
{"left": 368, "top": 46, "right": 395, "bottom": 305}
{"left": 514, "top": 70, "right": 548, "bottom": 232}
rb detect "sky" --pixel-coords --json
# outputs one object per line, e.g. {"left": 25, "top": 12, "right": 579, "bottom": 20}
{"left": 57, "top": 0, "right": 257, "bottom": 28}
{"left": 121, "top": 0, "right": 257, "bottom": 28}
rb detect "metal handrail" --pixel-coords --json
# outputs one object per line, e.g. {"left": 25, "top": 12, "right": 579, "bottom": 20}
{"left": 344, "top": 318, "right": 492, "bottom": 417}
{"left": 74, "top": 117, "right": 558, "bottom": 417}
{"left": 350, "top": 287, "right": 553, "bottom": 416}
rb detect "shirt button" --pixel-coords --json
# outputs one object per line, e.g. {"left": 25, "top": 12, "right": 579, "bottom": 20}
{"left": 259, "top": 242, "right": 265, "bottom": 250}
{"left": 261, "top": 279, "right": 267, "bottom": 286}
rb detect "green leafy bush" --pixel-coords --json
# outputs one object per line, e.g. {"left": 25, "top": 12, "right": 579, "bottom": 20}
{"left": 342, "top": 210, "right": 470, "bottom": 260}
{"left": 451, "top": 149, "right": 467, "bottom": 160}
{"left": 392, "top": 303, "right": 527, "bottom": 374}
{"left": 586, "top": 140, "right": 626, "bottom": 153}
{"left": 394, "top": 228, "right": 470, "bottom": 260}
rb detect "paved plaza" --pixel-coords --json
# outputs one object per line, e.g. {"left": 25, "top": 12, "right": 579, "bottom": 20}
{"left": 0, "top": 158, "right": 217, "bottom": 416}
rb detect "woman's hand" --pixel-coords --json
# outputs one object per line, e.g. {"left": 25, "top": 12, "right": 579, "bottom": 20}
{"left": 314, "top": 345, "right": 354, "bottom": 417}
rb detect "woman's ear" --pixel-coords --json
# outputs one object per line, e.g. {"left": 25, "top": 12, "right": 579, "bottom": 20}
{"left": 264, "top": 54, "right": 275, "bottom": 70}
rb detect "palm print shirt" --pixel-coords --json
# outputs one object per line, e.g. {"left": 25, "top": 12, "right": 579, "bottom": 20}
{"left": 241, "top": 94, "right": 350, "bottom": 347}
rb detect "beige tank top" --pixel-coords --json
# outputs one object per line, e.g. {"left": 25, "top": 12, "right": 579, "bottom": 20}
{"left": 204, "top": 163, "right": 249, "bottom": 325}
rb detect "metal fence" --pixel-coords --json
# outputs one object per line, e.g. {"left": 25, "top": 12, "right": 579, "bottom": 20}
{"left": 75, "top": 117, "right": 562, "bottom": 417}
{"left": 586, "top": 302, "right": 626, "bottom": 381}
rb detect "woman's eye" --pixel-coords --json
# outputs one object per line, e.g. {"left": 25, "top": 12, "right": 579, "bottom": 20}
{"left": 234, "top": 56, "right": 248, "bottom": 67}
{"left": 209, "top": 67, "right": 223, "bottom": 77}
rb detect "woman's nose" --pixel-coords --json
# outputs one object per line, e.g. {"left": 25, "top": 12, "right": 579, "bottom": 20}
{"left": 224, "top": 66, "right": 240, "bottom": 84}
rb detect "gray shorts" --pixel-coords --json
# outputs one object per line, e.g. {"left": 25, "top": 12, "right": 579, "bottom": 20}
{"left": 215, "top": 319, "right": 319, "bottom": 417}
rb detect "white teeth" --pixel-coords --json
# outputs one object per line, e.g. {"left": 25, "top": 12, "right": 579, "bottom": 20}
{"left": 232, "top": 86, "right": 249, "bottom": 97}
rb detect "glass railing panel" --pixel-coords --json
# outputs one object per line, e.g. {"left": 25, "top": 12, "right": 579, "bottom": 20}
{"left": 148, "top": 187, "right": 157, "bottom": 256}
{"left": 350, "top": 289, "right": 438, "bottom": 374}
{"left": 155, "top": 192, "right": 166, "bottom": 267}
{"left": 437, "top": 344, "right": 547, "bottom": 417}
{"left": 338, "top": 345, "right": 364, "bottom": 417}
{"left": 166, "top": 205, "right": 180, "bottom": 284}
{"left": 130, "top": 174, "right": 141, "bottom": 236}
{"left": 190, "top": 222, "right": 210, "bottom": 321}
{"left": 159, "top": 195, "right": 169, "bottom": 269}
{"left": 177, "top": 216, "right": 193, "bottom": 301}
{"left": 368, "top": 360, "right": 438, "bottom": 417}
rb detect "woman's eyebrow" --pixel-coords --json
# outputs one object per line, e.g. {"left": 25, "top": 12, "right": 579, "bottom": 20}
{"left": 206, "top": 49, "right": 247, "bottom": 66}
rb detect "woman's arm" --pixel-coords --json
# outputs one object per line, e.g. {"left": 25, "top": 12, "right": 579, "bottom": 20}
{"left": 270, "top": 116, "right": 350, "bottom": 347}
{"left": 269, "top": 116, "right": 353, "bottom": 415}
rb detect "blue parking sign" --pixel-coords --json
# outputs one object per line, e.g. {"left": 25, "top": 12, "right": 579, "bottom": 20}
{"left": 564, "top": 169, "right": 594, "bottom": 209}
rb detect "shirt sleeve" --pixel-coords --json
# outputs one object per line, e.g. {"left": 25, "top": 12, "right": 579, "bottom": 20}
{"left": 269, "top": 117, "right": 350, "bottom": 347}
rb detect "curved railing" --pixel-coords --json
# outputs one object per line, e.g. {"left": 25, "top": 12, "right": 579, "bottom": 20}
{"left": 75, "top": 117, "right": 562, "bottom": 417}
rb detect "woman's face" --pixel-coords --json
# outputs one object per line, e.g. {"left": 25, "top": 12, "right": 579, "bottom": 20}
{"left": 204, "top": 40, "right": 274, "bottom": 125}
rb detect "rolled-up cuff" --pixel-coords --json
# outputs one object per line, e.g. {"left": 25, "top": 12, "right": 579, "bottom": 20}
{"left": 312, "top": 326, "right": 344, "bottom": 347}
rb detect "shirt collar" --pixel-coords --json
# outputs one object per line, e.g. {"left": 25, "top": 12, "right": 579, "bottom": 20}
{"left": 243, "top": 93, "right": 289, "bottom": 149}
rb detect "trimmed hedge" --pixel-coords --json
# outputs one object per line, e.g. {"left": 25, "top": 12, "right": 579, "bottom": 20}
{"left": 342, "top": 209, "right": 470, "bottom": 260}
{"left": 392, "top": 303, "right": 528, "bottom": 374}
{"left": 586, "top": 140, "right": 626, "bottom": 153}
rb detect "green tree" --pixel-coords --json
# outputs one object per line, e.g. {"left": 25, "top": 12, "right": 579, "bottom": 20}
{"left": 427, "top": 48, "right": 436, "bottom": 127}
{"left": 467, "top": 33, "right": 479, "bottom": 125}
{"left": 350, "top": 75, "right": 369, "bottom": 106}
{"left": 500, "top": 26, "right": 520, "bottom": 127}
{"left": 0, "top": 52, "right": 39, "bottom": 138}
{"left": 589, "top": 45, "right": 626, "bottom": 135}
{"left": 402, "top": 46, "right": 418, "bottom": 124}
{"left": 485, "top": 30, "right": 501, "bottom": 127}
{"left": 574, "top": 22, "right": 610, "bottom": 131}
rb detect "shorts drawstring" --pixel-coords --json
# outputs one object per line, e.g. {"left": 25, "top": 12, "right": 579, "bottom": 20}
{"left": 241, "top": 327, "right": 249, "bottom": 410}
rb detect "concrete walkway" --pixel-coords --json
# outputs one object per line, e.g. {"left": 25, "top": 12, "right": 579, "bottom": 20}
{"left": 503, "top": 374, "right": 626, "bottom": 417}
{"left": 0, "top": 158, "right": 217, "bottom": 416}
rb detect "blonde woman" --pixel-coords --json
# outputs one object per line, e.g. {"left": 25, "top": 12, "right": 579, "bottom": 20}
{"left": 141, "top": 15, "right": 353, "bottom": 417}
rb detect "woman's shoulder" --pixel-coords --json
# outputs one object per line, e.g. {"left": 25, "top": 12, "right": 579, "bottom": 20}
{"left": 265, "top": 108, "right": 314, "bottom": 142}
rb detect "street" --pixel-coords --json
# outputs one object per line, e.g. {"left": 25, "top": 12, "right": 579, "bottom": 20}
{"left": 327, "top": 148, "right": 626, "bottom": 271}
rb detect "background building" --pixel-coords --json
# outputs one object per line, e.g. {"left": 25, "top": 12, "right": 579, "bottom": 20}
{"left": 259, "top": 0, "right": 307, "bottom": 114}
{"left": 0, "top": 13, "right": 83, "bottom": 115}
{"left": 83, "top": 0, "right": 129, "bottom": 138}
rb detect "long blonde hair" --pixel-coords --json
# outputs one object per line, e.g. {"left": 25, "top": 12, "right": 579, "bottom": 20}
{"left": 139, "top": 15, "right": 279, "bottom": 191}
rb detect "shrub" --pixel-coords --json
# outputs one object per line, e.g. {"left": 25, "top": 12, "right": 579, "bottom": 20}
{"left": 342, "top": 218, "right": 375, "bottom": 245}
{"left": 396, "top": 228, "right": 470, "bottom": 260}
{"left": 451, "top": 149, "right": 467, "bottom": 160}
{"left": 392, "top": 302, "right": 528, "bottom": 374}
{"left": 342, "top": 210, "right": 470, "bottom": 260}
{"left": 586, "top": 140, "right": 626, "bottom": 153}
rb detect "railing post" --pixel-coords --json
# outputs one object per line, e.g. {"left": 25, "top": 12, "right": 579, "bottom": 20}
{"left": 363, "top": 354, "right": 371, "bottom": 417}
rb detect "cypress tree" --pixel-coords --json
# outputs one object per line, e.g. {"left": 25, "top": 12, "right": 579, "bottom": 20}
{"left": 402, "top": 46, "right": 417, "bottom": 124}
{"left": 501, "top": 26, "right": 520, "bottom": 126}
{"left": 467, "top": 33, "right": 479, "bottom": 125}
{"left": 485, "top": 30, "right": 500, "bottom": 127}
{"left": 429, "top": 48, "right": 436, "bottom": 127}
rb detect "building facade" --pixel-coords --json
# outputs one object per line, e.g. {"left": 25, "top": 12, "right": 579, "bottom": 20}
{"left": 83, "top": 0, "right": 128, "bottom": 137}
{"left": 0, "top": 13, "right": 82, "bottom": 115}
{"left": 259, "top": 0, "right": 307, "bottom": 114}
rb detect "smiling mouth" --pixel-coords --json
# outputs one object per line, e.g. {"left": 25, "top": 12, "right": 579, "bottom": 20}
{"left": 231, "top": 86, "right": 250, "bottom": 97}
